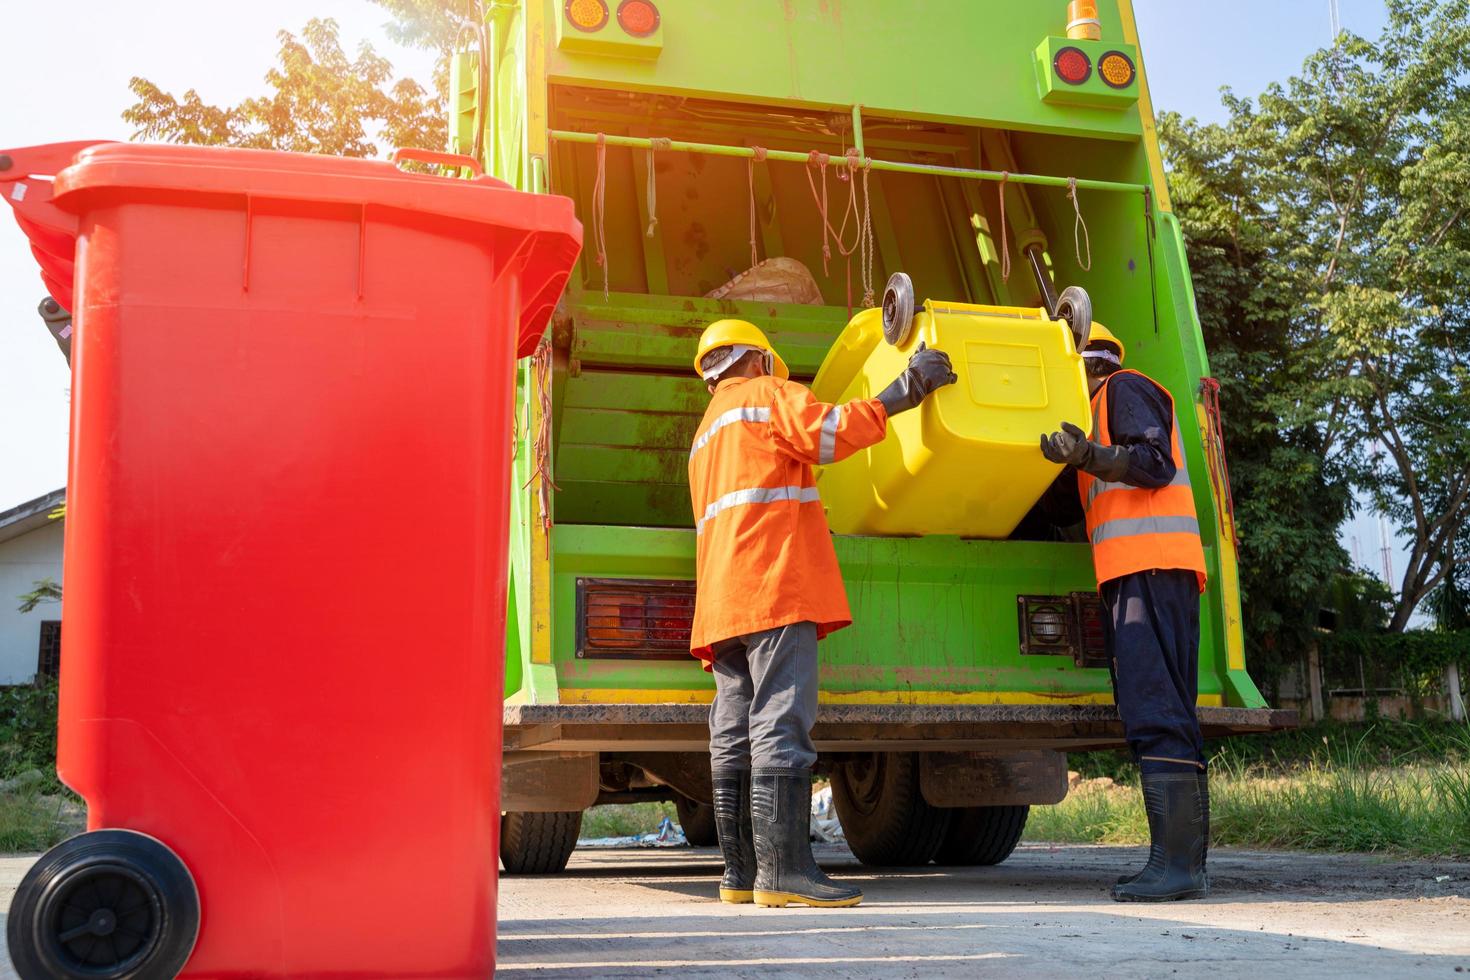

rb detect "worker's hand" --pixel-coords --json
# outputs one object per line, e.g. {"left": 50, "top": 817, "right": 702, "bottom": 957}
{"left": 875, "top": 342, "right": 957, "bottom": 417}
{"left": 1040, "top": 421, "right": 1131, "bottom": 480}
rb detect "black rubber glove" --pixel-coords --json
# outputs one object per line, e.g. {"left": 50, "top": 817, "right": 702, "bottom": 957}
{"left": 1039, "top": 421, "right": 1130, "bottom": 481}
{"left": 876, "top": 342, "right": 958, "bottom": 417}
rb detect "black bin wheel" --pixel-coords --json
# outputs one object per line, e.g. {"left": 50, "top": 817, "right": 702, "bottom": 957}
{"left": 933, "top": 804, "right": 1030, "bottom": 866}
{"left": 673, "top": 794, "right": 717, "bottom": 847}
{"left": 7, "top": 829, "right": 200, "bottom": 980}
{"left": 1055, "top": 285, "right": 1092, "bottom": 351}
{"left": 500, "top": 811, "right": 583, "bottom": 875}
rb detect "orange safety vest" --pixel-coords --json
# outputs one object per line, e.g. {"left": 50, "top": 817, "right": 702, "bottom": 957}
{"left": 1076, "top": 370, "right": 1208, "bottom": 592}
{"left": 687, "top": 374, "right": 888, "bottom": 667}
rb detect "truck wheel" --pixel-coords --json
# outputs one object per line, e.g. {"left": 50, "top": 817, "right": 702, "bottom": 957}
{"left": 7, "top": 829, "right": 200, "bottom": 980}
{"left": 831, "top": 752, "right": 952, "bottom": 867}
{"left": 500, "top": 811, "right": 583, "bottom": 875}
{"left": 674, "top": 794, "right": 717, "bottom": 846}
{"left": 933, "top": 805, "right": 1030, "bottom": 866}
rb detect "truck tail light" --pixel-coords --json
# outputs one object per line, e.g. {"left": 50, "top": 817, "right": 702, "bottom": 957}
{"left": 616, "top": 0, "right": 660, "bottom": 37}
{"left": 1098, "top": 51, "right": 1136, "bottom": 89}
{"left": 577, "top": 578, "right": 695, "bottom": 659}
{"left": 565, "top": 0, "right": 609, "bottom": 32}
{"left": 1053, "top": 46, "right": 1092, "bottom": 85}
{"left": 1018, "top": 592, "right": 1109, "bottom": 668}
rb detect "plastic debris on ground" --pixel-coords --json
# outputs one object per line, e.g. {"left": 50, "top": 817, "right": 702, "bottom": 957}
{"left": 578, "top": 816, "right": 689, "bottom": 849}
{"left": 811, "top": 785, "right": 845, "bottom": 843}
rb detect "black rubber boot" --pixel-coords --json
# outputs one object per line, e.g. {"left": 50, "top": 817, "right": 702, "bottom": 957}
{"left": 1116, "top": 768, "right": 1210, "bottom": 887}
{"left": 1198, "top": 769, "right": 1210, "bottom": 880}
{"left": 1111, "top": 772, "right": 1208, "bottom": 902}
{"left": 751, "top": 767, "right": 862, "bottom": 908}
{"left": 712, "top": 769, "right": 756, "bottom": 903}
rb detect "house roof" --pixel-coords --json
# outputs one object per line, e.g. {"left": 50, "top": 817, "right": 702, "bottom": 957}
{"left": 0, "top": 488, "right": 66, "bottom": 546}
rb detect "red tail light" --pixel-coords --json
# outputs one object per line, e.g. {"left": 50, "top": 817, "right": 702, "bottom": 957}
{"left": 616, "top": 0, "right": 660, "bottom": 37}
{"left": 1054, "top": 46, "right": 1092, "bottom": 85}
{"left": 578, "top": 578, "right": 695, "bottom": 659}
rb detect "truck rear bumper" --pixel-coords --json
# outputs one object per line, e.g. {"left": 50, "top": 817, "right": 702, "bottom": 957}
{"left": 503, "top": 703, "right": 1298, "bottom": 754}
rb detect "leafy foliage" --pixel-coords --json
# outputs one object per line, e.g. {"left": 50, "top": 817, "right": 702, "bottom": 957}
{"left": 0, "top": 683, "right": 60, "bottom": 792}
{"left": 1162, "top": 0, "right": 1470, "bottom": 651}
{"left": 16, "top": 578, "right": 61, "bottom": 615}
{"left": 124, "top": 18, "right": 443, "bottom": 157}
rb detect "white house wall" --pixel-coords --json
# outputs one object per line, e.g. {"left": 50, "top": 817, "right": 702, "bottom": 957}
{"left": 0, "top": 519, "right": 64, "bottom": 684}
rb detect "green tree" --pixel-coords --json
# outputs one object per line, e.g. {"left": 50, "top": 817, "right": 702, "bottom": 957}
{"left": 124, "top": 17, "right": 443, "bottom": 157}
{"left": 1165, "top": 0, "right": 1470, "bottom": 639}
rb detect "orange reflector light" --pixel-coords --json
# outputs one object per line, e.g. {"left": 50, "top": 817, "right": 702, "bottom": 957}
{"left": 578, "top": 579, "right": 695, "bottom": 658}
{"left": 1054, "top": 46, "right": 1092, "bottom": 85}
{"left": 617, "top": 0, "right": 660, "bottom": 37}
{"left": 1099, "top": 51, "right": 1136, "bottom": 89}
{"left": 566, "top": 0, "right": 609, "bottom": 32}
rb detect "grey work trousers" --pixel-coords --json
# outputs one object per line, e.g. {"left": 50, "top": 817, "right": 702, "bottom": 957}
{"left": 708, "top": 621, "right": 819, "bottom": 771}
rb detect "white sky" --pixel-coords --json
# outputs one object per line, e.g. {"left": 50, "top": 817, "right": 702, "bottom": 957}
{"left": 0, "top": 0, "right": 1407, "bottom": 591}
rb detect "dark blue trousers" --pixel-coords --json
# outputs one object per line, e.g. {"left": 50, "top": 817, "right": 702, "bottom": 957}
{"left": 1102, "top": 569, "right": 1205, "bottom": 775}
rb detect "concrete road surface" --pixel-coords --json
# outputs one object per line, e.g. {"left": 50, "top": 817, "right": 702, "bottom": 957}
{"left": 2, "top": 844, "right": 1466, "bottom": 977}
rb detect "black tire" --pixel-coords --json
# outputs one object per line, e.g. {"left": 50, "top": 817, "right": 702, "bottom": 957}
{"left": 7, "top": 829, "right": 200, "bottom": 980}
{"left": 674, "top": 795, "right": 717, "bottom": 847}
{"left": 500, "top": 811, "right": 582, "bottom": 875}
{"left": 1055, "top": 285, "right": 1092, "bottom": 351}
{"left": 934, "top": 805, "right": 1030, "bottom": 866}
{"left": 831, "top": 752, "right": 952, "bottom": 867}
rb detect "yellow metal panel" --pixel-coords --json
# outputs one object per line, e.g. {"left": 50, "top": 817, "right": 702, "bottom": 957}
{"left": 1117, "top": 0, "right": 1172, "bottom": 213}
{"left": 558, "top": 688, "right": 1226, "bottom": 708}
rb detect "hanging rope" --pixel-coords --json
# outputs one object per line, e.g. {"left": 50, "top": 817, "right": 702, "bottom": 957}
{"left": 644, "top": 137, "right": 671, "bottom": 238}
{"left": 1143, "top": 188, "right": 1159, "bottom": 336}
{"left": 804, "top": 149, "right": 867, "bottom": 305}
{"left": 1199, "top": 377, "right": 1241, "bottom": 547}
{"left": 1067, "top": 176, "right": 1092, "bottom": 272}
{"left": 747, "top": 146, "right": 767, "bottom": 270}
{"left": 592, "top": 133, "right": 609, "bottom": 300}
{"left": 805, "top": 151, "right": 834, "bottom": 275}
{"left": 998, "top": 171, "right": 1012, "bottom": 284}
{"left": 524, "top": 336, "right": 560, "bottom": 557}
{"left": 859, "top": 160, "right": 875, "bottom": 308}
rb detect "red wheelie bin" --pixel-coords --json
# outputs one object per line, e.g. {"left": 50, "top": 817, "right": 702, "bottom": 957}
{"left": 0, "top": 142, "right": 580, "bottom": 978}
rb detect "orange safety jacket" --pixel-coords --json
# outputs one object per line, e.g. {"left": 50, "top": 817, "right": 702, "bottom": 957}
{"left": 687, "top": 374, "right": 888, "bottom": 667}
{"left": 1076, "top": 370, "right": 1208, "bottom": 592}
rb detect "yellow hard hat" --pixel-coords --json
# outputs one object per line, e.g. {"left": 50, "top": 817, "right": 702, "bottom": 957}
{"left": 693, "top": 319, "right": 790, "bottom": 381}
{"left": 1084, "top": 323, "right": 1125, "bottom": 362}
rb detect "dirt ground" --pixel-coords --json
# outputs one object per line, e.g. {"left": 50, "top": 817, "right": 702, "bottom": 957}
{"left": 496, "top": 844, "right": 1470, "bottom": 978}
{"left": 0, "top": 843, "right": 1465, "bottom": 978}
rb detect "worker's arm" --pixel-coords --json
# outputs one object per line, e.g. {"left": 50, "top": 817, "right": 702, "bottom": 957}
{"left": 767, "top": 383, "right": 888, "bottom": 466}
{"left": 1104, "top": 374, "right": 1177, "bottom": 489}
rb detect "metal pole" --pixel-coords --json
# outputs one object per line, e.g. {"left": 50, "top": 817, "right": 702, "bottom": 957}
{"left": 548, "top": 130, "right": 1149, "bottom": 196}
{"left": 851, "top": 105, "right": 865, "bottom": 159}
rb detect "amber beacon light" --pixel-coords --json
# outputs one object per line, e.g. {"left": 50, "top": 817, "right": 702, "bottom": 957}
{"left": 1066, "top": 0, "right": 1102, "bottom": 40}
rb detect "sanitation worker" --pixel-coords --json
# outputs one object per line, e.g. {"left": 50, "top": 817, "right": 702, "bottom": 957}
{"left": 1040, "top": 324, "right": 1210, "bottom": 902}
{"left": 688, "top": 318, "right": 954, "bottom": 908}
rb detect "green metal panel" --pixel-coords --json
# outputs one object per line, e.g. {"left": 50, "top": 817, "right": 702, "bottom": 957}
{"left": 541, "top": 1, "right": 1145, "bottom": 140}
{"left": 476, "top": 0, "right": 1271, "bottom": 712}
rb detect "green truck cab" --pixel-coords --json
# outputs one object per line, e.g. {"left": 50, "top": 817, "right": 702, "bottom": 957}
{"left": 454, "top": 0, "right": 1294, "bottom": 873}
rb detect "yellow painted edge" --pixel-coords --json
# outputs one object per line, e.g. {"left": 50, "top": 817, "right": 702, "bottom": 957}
{"left": 529, "top": 362, "right": 553, "bottom": 666}
{"left": 525, "top": 0, "right": 549, "bottom": 168}
{"left": 559, "top": 688, "right": 1225, "bottom": 708}
{"left": 1117, "top": 0, "right": 1172, "bottom": 213}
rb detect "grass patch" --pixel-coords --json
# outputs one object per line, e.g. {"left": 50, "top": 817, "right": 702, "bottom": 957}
{"left": 1029, "top": 725, "right": 1470, "bottom": 859}
{"left": 579, "top": 801, "right": 677, "bottom": 839}
{"left": 0, "top": 788, "right": 85, "bottom": 852}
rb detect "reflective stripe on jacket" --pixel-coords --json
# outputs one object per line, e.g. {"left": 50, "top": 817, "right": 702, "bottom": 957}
{"left": 1076, "top": 370, "right": 1208, "bottom": 592}
{"left": 687, "top": 374, "right": 888, "bottom": 665}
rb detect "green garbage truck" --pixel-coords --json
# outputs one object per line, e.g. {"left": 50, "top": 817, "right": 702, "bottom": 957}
{"left": 450, "top": 0, "right": 1295, "bottom": 872}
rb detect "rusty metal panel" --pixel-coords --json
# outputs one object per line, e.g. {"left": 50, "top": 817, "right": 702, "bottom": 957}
{"left": 500, "top": 752, "right": 600, "bottom": 811}
{"left": 920, "top": 750, "right": 1068, "bottom": 807}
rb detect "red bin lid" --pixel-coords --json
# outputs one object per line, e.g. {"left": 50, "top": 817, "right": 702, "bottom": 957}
{"left": 1, "top": 142, "right": 582, "bottom": 358}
